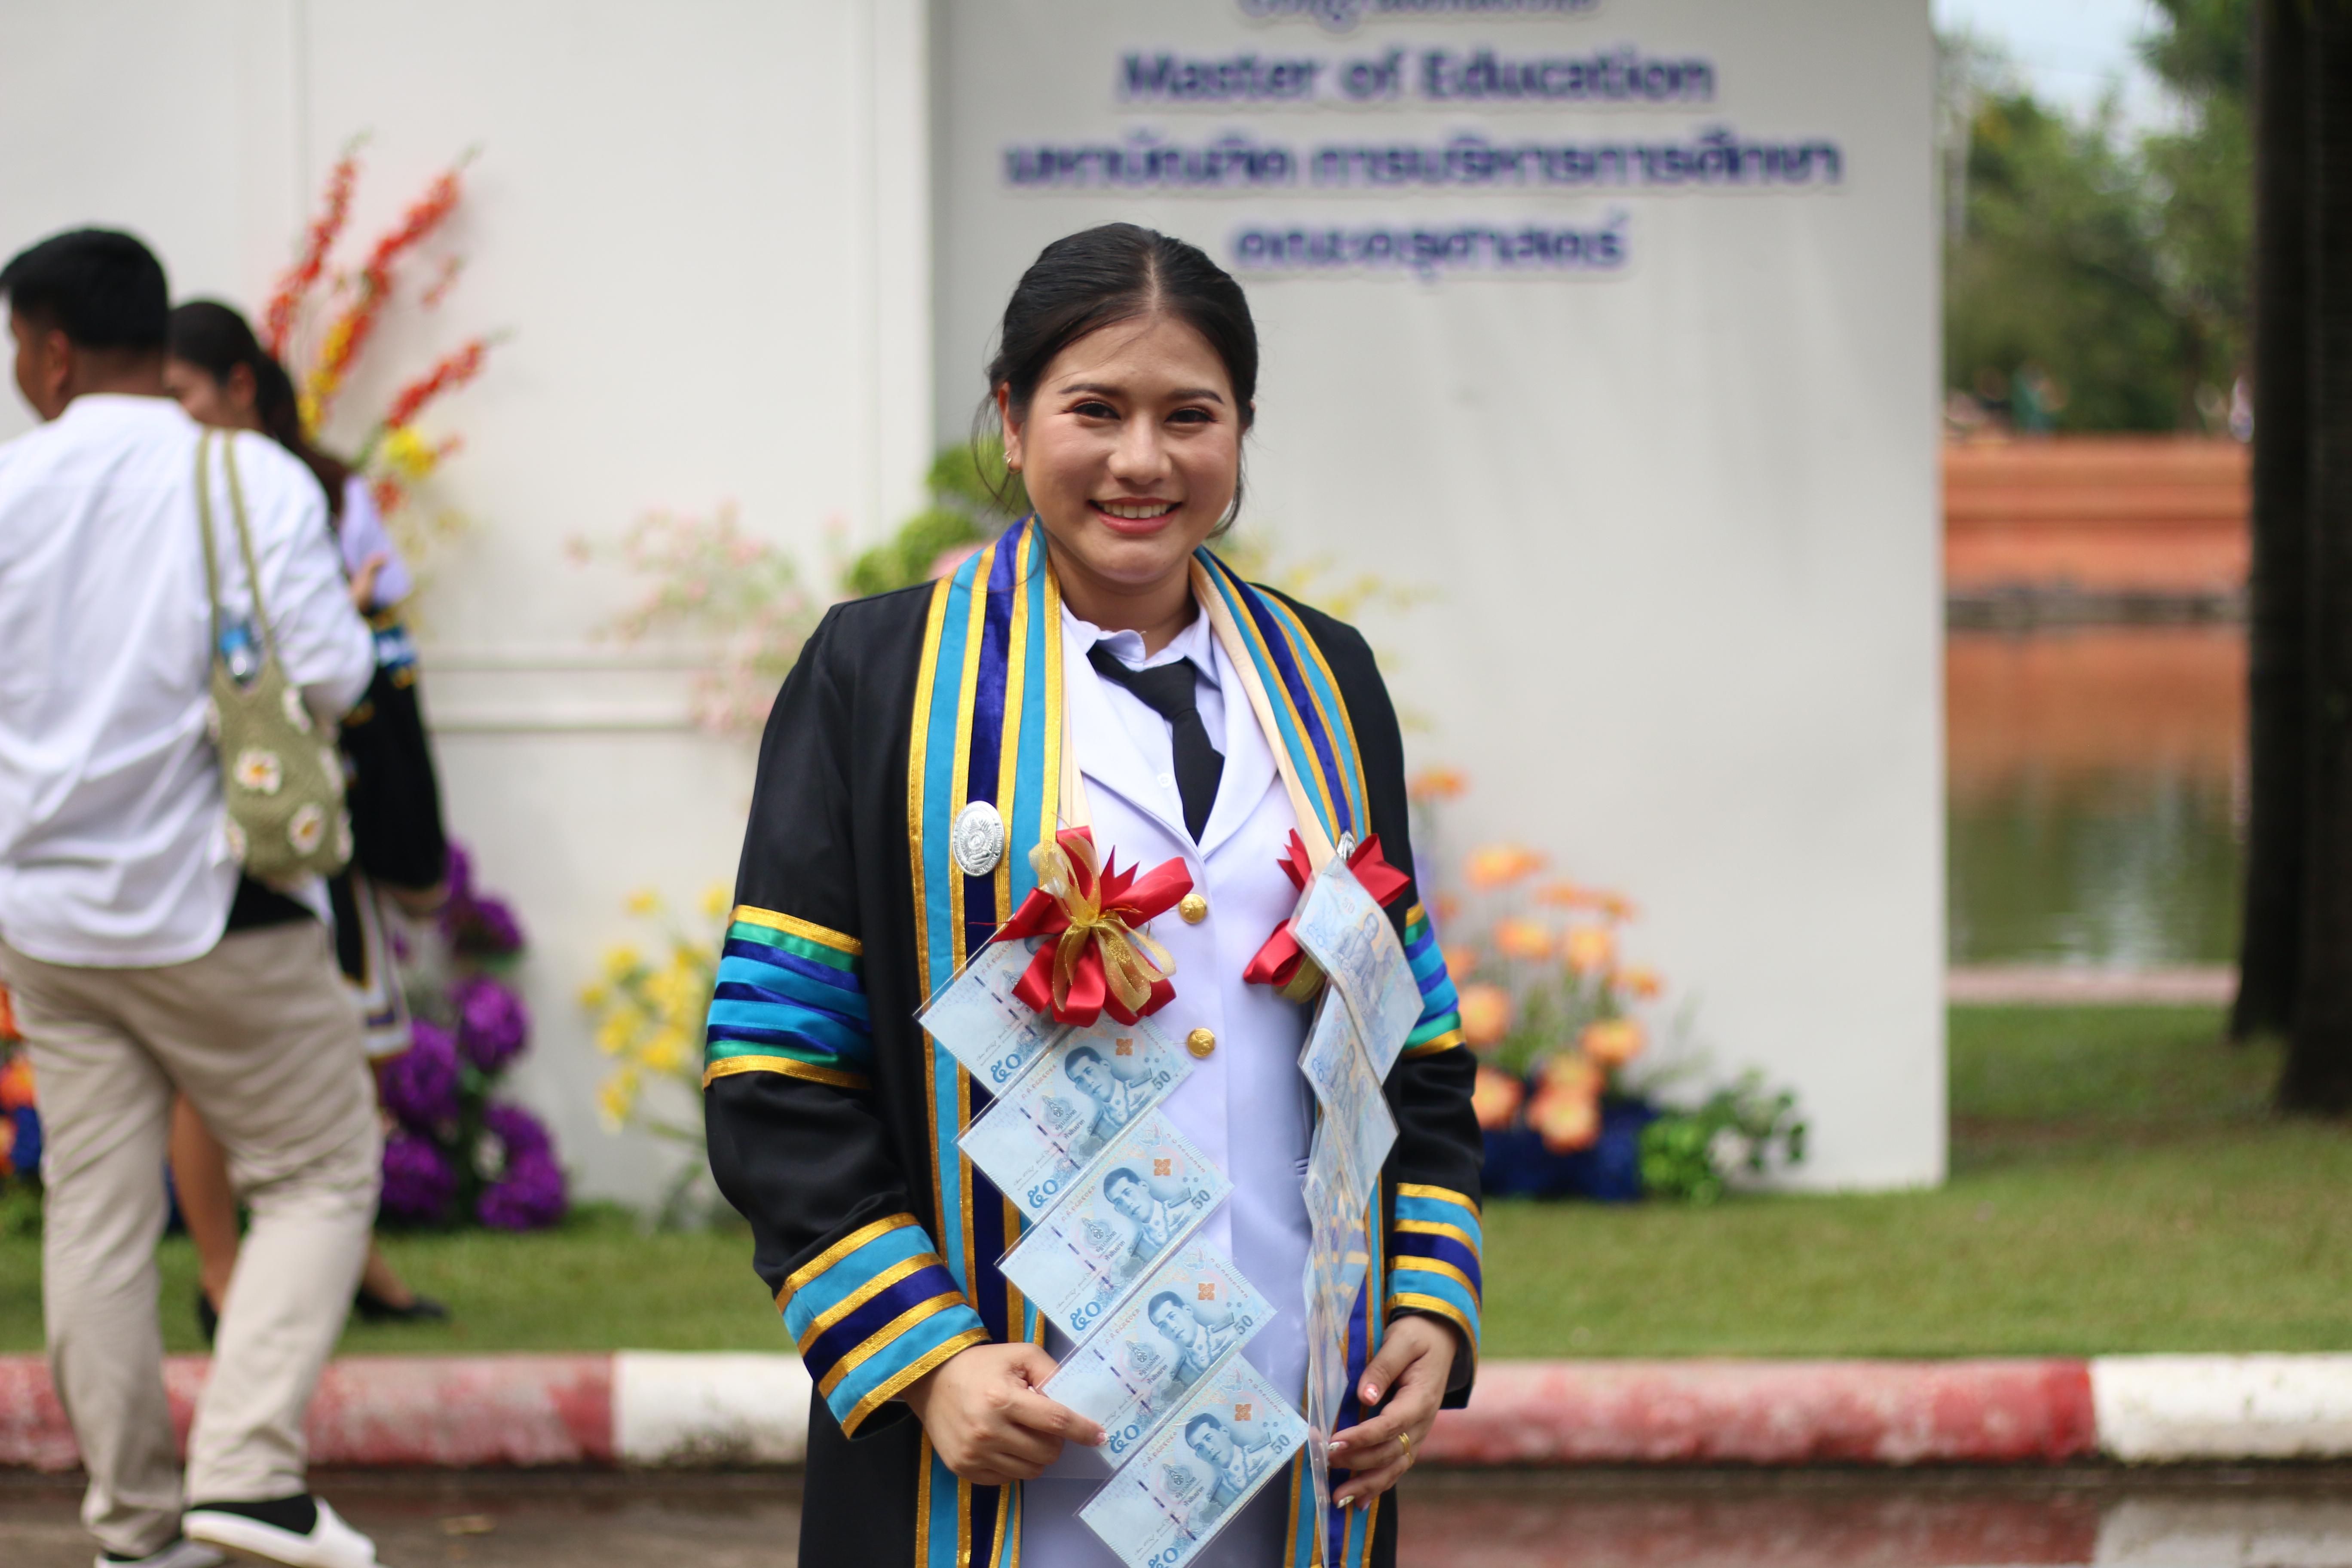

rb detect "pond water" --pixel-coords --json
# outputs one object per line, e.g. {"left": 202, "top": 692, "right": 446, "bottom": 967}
{"left": 1947, "top": 626, "right": 2245, "bottom": 968}
{"left": 11, "top": 1470, "right": 2351, "bottom": 1567}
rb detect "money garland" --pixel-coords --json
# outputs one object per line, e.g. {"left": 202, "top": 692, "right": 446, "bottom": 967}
{"left": 917, "top": 833, "right": 1422, "bottom": 1567}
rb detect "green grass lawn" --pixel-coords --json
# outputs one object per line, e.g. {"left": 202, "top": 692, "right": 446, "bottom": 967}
{"left": 2, "top": 1006, "right": 2346, "bottom": 1359}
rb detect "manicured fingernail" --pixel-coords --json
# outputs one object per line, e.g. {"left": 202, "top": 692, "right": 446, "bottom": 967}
{"left": 1362, "top": 1384, "right": 1379, "bottom": 1400}
{"left": 1329, "top": 1440, "right": 1347, "bottom": 1454}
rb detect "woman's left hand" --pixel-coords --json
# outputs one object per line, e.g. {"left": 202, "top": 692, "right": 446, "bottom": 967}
{"left": 1326, "top": 1315, "right": 1457, "bottom": 1507}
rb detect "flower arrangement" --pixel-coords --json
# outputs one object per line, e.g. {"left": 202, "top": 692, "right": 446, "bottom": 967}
{"left": 262, "top": 136, "right": 499, "bottom": 577}
{"left": 569, "top": 506, "right": 825, "bottom": 735}
{"left": 1412, "top": 772, "right": 1805, "bottom": 1203}
{"left": 378, "top": 845, "right": 567, "bottom": 1230}
{"left": 579, "top": 885, "right": 732, "bottom": 1228}
{"left": 0, "top": 988, "right": 40, "bottom": 1238}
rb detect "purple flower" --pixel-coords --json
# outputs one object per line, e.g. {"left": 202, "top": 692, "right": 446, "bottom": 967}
{"left": 481, "top": 1099, "right": 553, "bottom": 1161}
{"left": 453, "top": 977, "right": 530, "bottom": 1072}
{"left": 380, "top": 1129, "right": 457, "bottom": 1222}
{"left": 477, "top": 1151, "right": 567, "bottom": 1231}
{"left": 443, "top": 843, "right": 474, "bottom": 904}
{"left": 381, "top": 1022, "right": 461, "bottom": 1127}
{"left": 444, "top": 895, "right": 525, "bottom": 959}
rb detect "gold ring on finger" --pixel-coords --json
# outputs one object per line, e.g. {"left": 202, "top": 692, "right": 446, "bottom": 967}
{"left": 1398, "top": 1429, "right": 1414, "bottom": 1464}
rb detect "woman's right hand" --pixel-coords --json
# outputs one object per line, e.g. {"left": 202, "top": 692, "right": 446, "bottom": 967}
{"left": 900, "top": 1342, "right": 1103, "bottom": 1486}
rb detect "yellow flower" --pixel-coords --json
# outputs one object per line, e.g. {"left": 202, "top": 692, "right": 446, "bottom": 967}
{"left": 1563, "top": 925, "right": 1617, "bottom": 976}
{"left": 595, "top": 1007, "right": 646, "bottom": 1057}
{"left": 1457, "top": 983, "right": 1513, "bottom": 1050}
{"left": 1493, "top": 918, "right": 1554, "bottom": 962}
{"left": 642, "top": 1027, "right": 692, "bottom": 1076}
{"left": 1581, "top": 1017, "right": 1645, "bottom": 1067}
{"left": 601, "top": 945, "right": 644, "bottom": 983}
{"left": 700, "top": 883, "right": 732, "bottom": 920}
{"left": 1465, "top": 844, "right": 1545, "bottom": 892}
{"left": 380, "top": 425, "right": 439, "bottom": 482}
{"left": 578, "top": 982, "right": 610, "bottom": 1012}
{"left": 626, "top": 887, "right": 663, "bottom": 917}
{"left": 597, "top": 1067, "right": 642, "bottom": 1131}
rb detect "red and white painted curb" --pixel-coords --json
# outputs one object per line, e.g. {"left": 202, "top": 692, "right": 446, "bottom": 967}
{"left": 3, "top": 1354, "right": 2349, "bottom": 1471}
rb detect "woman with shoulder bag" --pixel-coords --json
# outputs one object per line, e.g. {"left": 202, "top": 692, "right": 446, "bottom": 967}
{"left": 164, "top": 300, "right": 452, "bottom": 1333}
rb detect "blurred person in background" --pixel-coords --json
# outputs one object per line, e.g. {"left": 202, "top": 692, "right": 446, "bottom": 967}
{"left": 0, "top": 229, "right": 384, "bottom": 1568}
{"left": 165, "top": 300, "right": 453, "bottom": 1339}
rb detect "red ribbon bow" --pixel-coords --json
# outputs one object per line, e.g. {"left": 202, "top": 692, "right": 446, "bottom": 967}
{"left": 995, "top": 827, "right": 1195, "bottom": 1026}
{"left": 1242, "top": 831, "right": 1411, "bottom": 1000}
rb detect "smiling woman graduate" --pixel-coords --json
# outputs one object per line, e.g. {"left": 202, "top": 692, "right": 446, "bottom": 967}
{"left": 704, "top": 224, "right": 1483, "bottom": 1568}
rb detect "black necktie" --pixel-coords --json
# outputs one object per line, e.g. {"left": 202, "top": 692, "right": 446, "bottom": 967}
{"left": 1088, "top": 644, "right": 1225, "bottom": 842}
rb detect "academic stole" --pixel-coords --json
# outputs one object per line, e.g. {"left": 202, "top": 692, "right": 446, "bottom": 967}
{"left": 908, "top": 517, "right": 1389, "bottom": 1568}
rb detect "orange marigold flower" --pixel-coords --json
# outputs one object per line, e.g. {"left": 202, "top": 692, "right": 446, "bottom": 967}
{"left": 1493, "top": 918, "right": 1554, "bottom": 962}
{"left": 1434, "top": 894, "right": 1462, "bottom": 926}
{"left": 0, "top": 1052, "right": 34, "bottom": 1112}
{"left": 1470, "top": 1066, "right": 1524, "bottom": 1131}
{"left": 1581, "top": 1018, "right": 1645, "bottom": 1067}
{"left": 1527, "top": 1084, "right": 1600, "bottom": 1152}
{"left": 1533, "top": 878, "right": 1586, "bottom": 907}
{"left": 1596, "top": 891, "right": 1639, "bottom": 922}
{"left": 1457, "top": 983, "right": 1513, "bottom": 1050}
{"left": 1536, "top": 1054, "right": 1602, "bottom": 1100}
{"left": 1616, "top": 963, "right": 1664, "bottom": 1000}
{"left": 1465, "top": 843, "right": 1545, "bottom": 891}
{"left": 1563, "top": 925, "right": 1617, "bottom": 975}
{"left": 1441, "top": 943, "right": 1479, "bottom": 981}
{"left": 1409, "top": 766, "right": 1468, "bottom": 802}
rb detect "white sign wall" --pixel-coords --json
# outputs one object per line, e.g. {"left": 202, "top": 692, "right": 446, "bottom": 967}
{"left": 934, "top": 0, "right": 1943, "bottom": 1188}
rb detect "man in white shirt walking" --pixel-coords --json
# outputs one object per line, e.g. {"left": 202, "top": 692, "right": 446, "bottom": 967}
{"left": 0, "top": 230, "right": 385, "bottom": 1568}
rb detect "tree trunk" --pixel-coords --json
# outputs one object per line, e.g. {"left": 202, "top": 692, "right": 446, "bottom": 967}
{"left": 2231, "top": 0, "right": 2315, "bottom": 1043}
{"left": 2281, "top": 0, "right": 2352, "bottom": 1112}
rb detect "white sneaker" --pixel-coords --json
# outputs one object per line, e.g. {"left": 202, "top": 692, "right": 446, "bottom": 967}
{"left": 97, "top": 1540, "right": 226, "bottom": 1568}
{"left": 182, "top": 1498, "right": 378, "bottom": 1568}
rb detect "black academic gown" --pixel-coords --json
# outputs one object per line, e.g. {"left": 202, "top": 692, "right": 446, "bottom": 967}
{"left": 705, "top": 562, "right": 1483, "bottom": 1568}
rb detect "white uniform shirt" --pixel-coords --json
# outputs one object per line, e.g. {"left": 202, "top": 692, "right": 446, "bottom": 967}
{"left": 1030, "top": 602, "right": 1314, "bottom": 1568}
{"left": 0, "top": 395, "right": 375, "bottom": 967}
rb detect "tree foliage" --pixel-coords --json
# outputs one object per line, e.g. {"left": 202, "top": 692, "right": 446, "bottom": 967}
{"left": 1942, "top": 0, "right": 2251, "bottom": 432}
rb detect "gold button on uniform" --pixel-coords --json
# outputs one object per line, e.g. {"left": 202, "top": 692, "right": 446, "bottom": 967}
{"left": 1186, "top": 1028, "right": 1217, "bottom": 1059}
{"left": 1179, "top": 892, "right": 1209, "bottom": 924}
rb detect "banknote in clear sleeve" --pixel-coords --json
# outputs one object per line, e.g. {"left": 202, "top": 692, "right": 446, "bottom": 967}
{"left": 1000, "top": 1112, "right": 1231, "bottom": 1340}
{"left": 1291, "top": 852, "right": 1422, "bottom": 1077}
{"left": 916, "top": 936, "right": 1065, "bottom": 1092}
{"left": 1078, "top": 1354, "right": 1307, "bottom": 1568}
{"left": 1298, "top": 998, "right": 1397, "bottom": 1207}
{"left": 959, "top": 1017, "right": 1192, "bottom": 1221}
{"left": 1044, "top": 1241, "right": 1271, "bottom": 1461}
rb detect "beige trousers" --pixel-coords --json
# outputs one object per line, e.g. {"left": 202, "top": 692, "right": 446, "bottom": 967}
{"left": 0, "top": 922, "right": 380, "bottom": 1559}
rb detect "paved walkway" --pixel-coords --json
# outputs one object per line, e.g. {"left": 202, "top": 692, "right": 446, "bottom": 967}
{"left": 1946, "top": 968, "right": 2235, "bottom": 1004}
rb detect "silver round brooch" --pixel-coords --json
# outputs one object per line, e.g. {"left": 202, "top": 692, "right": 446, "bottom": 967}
{"left": 952, "top": 800, "right": 1007, "bottom": 876}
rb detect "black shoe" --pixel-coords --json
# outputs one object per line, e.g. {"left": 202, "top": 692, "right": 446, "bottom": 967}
{"left": 353, "top": 1284, "right": 449, "bottom": 1323}
{"left": 195, "top": 1289, "right": 218, "bottom": 1347}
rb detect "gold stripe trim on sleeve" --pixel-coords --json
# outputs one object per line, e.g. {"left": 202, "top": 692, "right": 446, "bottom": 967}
{"left": 777, "top": 1213, "right": 918, "bottom": 1312}
{"left": 730, "top": 905, "right": 864, "bottom": 957}
{"left": 1396, "top": 1181, "right": 1482, "bottom": 1215}
{"left": 840, "top": 1324, "right": 991, "bottom": 1438}
{"left": 704, "top": 1055, "right": 870, "bottom": 1092}
{"left": 818, "top": 1291, "right": 972, "bottom": 1397}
